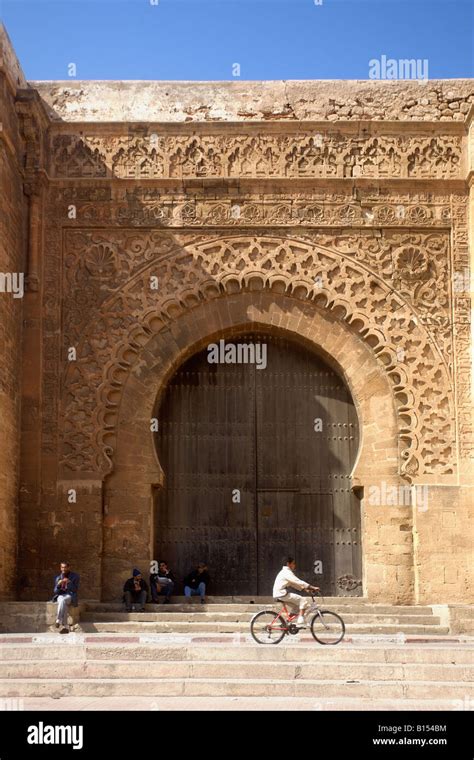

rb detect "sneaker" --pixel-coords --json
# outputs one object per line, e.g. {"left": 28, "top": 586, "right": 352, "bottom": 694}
{"left": 296, "top": 617, "right": 307, "bottom": 628}
{"left": 200, "top": 598, "right": 206, "bottom": 605}
{"left": 59, "top": 626, "right": 69, "bottom": 634}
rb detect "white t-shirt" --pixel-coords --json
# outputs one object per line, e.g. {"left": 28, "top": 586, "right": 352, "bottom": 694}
{"left": 273, "top": 566, "right": 309, "bottom": 598}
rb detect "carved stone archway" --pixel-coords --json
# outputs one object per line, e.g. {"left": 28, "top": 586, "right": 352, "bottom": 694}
{"left": 4, "top": 59, "right": 470, "bottom": 606}
{"left": 101, "top": 289, "right": 412, "bottom": 602}
{"left": 61, "top": 233, "right": 456, "bottom": 484}
{"left": 58, "top": 233, "right": 457, "bottom": 603}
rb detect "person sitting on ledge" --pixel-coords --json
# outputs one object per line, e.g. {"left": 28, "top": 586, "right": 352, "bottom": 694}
{"left": 52, "top": 561, "right": 80, "bottom": 634}
{"left": 123, "top": 569, "right": 148, "bottom": 612}
{"left": 184, "top": 562, "right": 210, "bottom": 604}
{"left": 150, "top": 560, "right": 176, "bottom": 604}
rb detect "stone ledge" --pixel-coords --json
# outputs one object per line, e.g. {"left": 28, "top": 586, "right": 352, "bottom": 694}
{"left": 447, "top": 605, "right": 474, "bottom": 635}
{"left": 0, "top": 602, "right": 84, "bottom": 633}
{"left": 30, "top": 79, "right": 474, "bottom": 124}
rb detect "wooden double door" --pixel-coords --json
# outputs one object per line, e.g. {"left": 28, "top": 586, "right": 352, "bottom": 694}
{"left": 154, "top": 333, "right": 362, "bottom": 596}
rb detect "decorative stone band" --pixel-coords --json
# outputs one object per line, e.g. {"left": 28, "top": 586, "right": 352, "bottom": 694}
{"left": 52, "top": 194, "right": 454, "bottom": 229}
{"left": 49, "top": 132, "right": 465, "bottom": 181}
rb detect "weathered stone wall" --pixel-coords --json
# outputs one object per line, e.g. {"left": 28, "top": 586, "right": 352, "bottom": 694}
{"left": 0, "top": 28, "right": 26, "bottom": 599}
{"left": 414, "top": 486, "right": 473, "bottom": 604}
{"left": 1, "top": 23, "right": 472, "bottom": 604}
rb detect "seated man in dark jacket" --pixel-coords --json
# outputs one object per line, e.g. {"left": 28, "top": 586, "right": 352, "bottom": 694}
{"left": 52, "top": 561, "right": 80, "bottom": 634}
{"left": 184, "top": 562, "right": 210, "bottom": 604}
{"left": 149, "top": 560, "right": 176, "bottom": 604}
{"left": 123, "top": 568, "right": 148, "bottom": 612}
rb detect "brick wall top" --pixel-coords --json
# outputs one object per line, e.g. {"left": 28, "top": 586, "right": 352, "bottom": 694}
{"left": 32, "top": 79, "right": 474, "bottom": 124}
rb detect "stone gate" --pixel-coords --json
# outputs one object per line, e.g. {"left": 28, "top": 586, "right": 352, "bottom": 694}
{"left": 0, "top": 26, "right": 472, "bottom": 605}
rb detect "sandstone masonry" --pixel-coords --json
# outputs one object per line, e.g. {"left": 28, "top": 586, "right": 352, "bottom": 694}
{"left": 0, "top": 24, "right": 472, "bottom": 605}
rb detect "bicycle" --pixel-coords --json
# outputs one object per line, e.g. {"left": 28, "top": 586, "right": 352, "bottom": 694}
{"left": 250, "top": 593, "right": 345, "bottom": 645}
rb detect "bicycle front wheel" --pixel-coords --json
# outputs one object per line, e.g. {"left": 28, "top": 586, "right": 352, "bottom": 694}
{"left": 250, "top": 610, "right": 286, "bottom": 644}
{"left": 310, "top": 610, "right": 345, "bottom": 644}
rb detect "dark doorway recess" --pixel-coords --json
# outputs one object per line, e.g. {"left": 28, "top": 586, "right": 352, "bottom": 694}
{"left": 154, "top": 333, "right": 362, "bottom": 596}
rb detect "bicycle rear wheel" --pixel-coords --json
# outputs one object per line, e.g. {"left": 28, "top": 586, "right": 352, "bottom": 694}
{"left": 310, "top": 610, "right": 345, "bottom": 644}
{"left": 250, "top": 610, "right": 286, "bottom": 644}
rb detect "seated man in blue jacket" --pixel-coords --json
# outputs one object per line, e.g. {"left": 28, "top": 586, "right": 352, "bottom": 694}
{"left": 123, "top": 569, "right": 148, "bottom": 612}
{"left": 52, "top": 561, "right": 80, "bottom": 634}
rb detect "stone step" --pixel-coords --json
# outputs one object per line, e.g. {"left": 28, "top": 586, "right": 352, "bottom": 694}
{"left": 1, "top": 643, "right": 472, "bottom": 663}
{"left": 2, "top": 643, "right": 472, "bottom": 663}
{"left": 1, "top": 659, "right": 471, "bottom": 683}
{"left": 80, "top": 621, "right": 450, "bottom": 635}
{"left": 87, "top": 597, "right": 370, "bottom": 605}
{"left": 84, "top": 601, "right": 436, "bottom": 615}
{"left": 81, "top": 611, "right": 439, "bottom": 624}
{"left": 0, "top": 677, "right": 468, "bottom": 699}
{"left": 15, "top": 695, "right": 473, "bottom": 711}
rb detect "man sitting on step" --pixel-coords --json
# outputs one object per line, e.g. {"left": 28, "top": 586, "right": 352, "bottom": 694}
{"left": 273, "top": 556, "right": 319, "bottom": 628}
{"left": 184, "top": 562, "right": 210, "bottom": 604}
{"left": 52, "top": 561, "right": 80, "bottom": 634}
{"left": 150, "top": 560, "right": 176, "bottom": 604}
{"left": 123, "top": 569, "right": 148, "bottom": 612}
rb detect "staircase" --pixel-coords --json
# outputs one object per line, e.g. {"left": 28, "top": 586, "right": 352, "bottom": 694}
{"left": 0, "top": 637, "right": 472, "bottom": 709}
{"left": 1, "top": 598, "right": 472, "bottom": 709}
{"left": 78, "top": 597, "right": 452, "bottom": 636}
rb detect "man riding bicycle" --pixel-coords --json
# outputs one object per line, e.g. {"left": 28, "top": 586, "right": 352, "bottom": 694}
{"left": 273, "top": 556, "right": 319, "bottom": 628}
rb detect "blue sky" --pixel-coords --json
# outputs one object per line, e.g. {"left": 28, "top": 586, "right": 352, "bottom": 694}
{"left": 1, "top": 0, "right": 473, "bottom": 81}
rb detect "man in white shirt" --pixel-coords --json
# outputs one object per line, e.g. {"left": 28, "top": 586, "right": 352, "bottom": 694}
{"left": 272, "top": 556, "right": 319, "bottom": 628}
